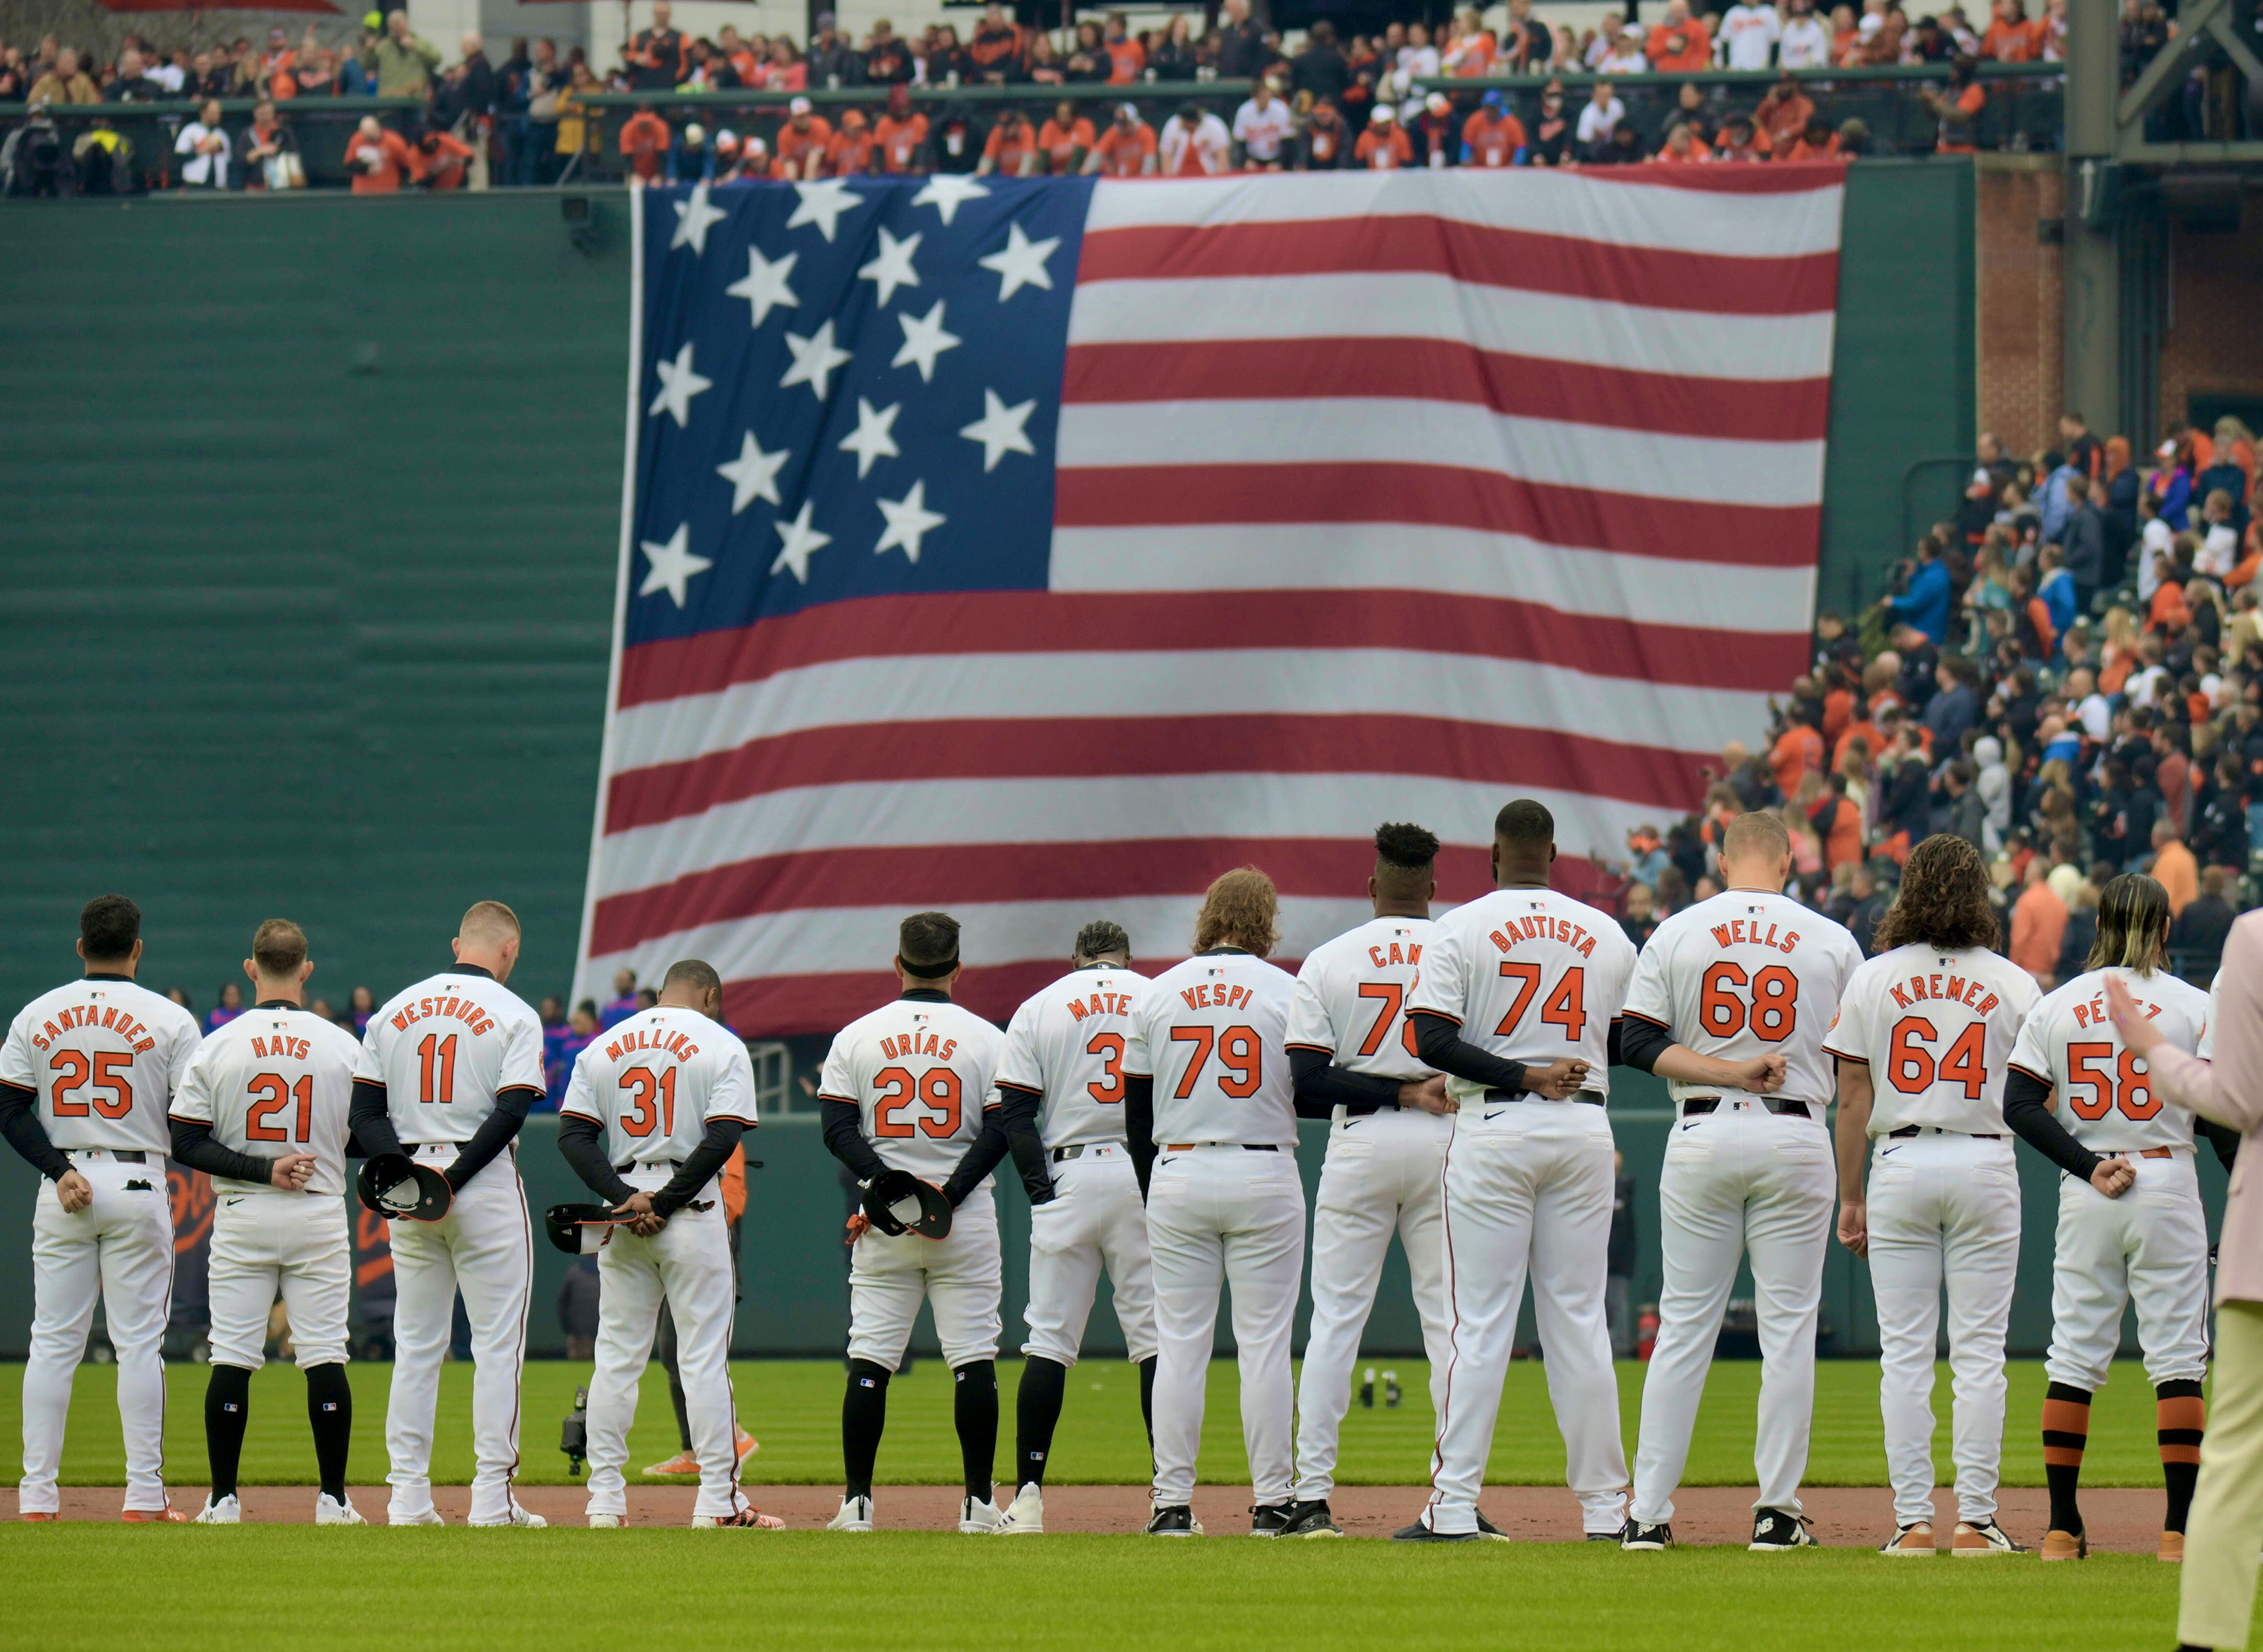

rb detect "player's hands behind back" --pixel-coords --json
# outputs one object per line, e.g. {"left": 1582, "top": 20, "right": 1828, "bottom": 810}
{"left": 1398, "top": 1075, "right": 1455, "bottom": 1115}
{"left": 56, "top": 1168, "right": 93, "bottom": 1214}
{"left": 1527, "top": 1058, "right": 1590, "bottom": 1101}
{"left": 269, "top": 1153, "right": 317, "bottom": 1191}
{"left": 612, "top": 1190, "right": 666, "bottom": 1237}
{"left": 2089, "top": 1156, "right": 2136, "bottom": 1199}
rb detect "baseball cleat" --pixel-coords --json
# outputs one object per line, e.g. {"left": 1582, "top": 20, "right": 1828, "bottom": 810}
{"left": 959, "top": 1496, "right": 1006, "bottom": 1534}
{"left": 2160, "top": 1530, "right": 2185, "bottom": 1563}
{"left": 1750, "top": 1509, "right": 1816, "bottom": 1551}
{"left": 469, "top": 1506, "right": 547, "bottom": 1528}
{"left": 827, "top": 1494, "right": 874, "bottom": 1533}
{"left": 1621, "top": 1520, "right": 1672, "bottom": 1551}
{"left": 1951, "top": 1520, "right": 2024, "bottom": 1556}
{"left": 20, "top": 1512, "right": 57, "bottom": 1523}
{"left": 1391, "top": 1518, "right": 1478, "bottom": 1543}
{"left": 993, "top": 1484, "right": 1044, "bottom": 1534}
{"left": 643, "top": 1450, "right": 699, "bottom": 1477}
{"left": 1277, "top": 1499, "right": 1342, "bottom": 1539}
{"left": 693, "top": 1508, "right": 785, "bottom": 1528}
{"left": 316, "top": 1494, "right": 365, "bottom": 1527}
{"left": 389, "top": 1508, "right": 447, "bottom": 1526}
{"left": 1879, "top": 1522, "right": 1935, "bottom": 1557}
{"left": 1586, "top": 1530, "right": 1623, "bottom": 1542}
{"left": 194, "top": 1495, "right": 241, "bottom": 1525}
{"left": 1475, "top": 1510, "right": 1514, "bottom": 1543}
{"left": 588, "top": 1513, "right": 625, "bottom": 1528}
{"left": 1144, "top": 1504, "right": 1202, "bottom": 1537}
{"left": 2040, "top": 1528, "right": 2087, "bottom": 1561}
{"left": 735, "top": 1428, "right": 760, "bottom": 1466}
{"left": 1249, "top": 1503, "right": 1291, "bottom": 1537}
{"left": 121, "top": 1505, "right": 189, "bottom": 1523}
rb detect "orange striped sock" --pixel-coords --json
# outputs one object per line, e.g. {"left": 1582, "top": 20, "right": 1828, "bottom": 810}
{"left": 2043, "top": 1382, "right": 2091, "bottom": 1534}
{"left": 2159, "top": 1380, "right": 2206, "bottom": 1532}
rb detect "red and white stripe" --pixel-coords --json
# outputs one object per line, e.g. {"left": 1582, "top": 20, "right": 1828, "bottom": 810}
{"left": 576, "top": 167, "right": 1845, "bottom": 1035}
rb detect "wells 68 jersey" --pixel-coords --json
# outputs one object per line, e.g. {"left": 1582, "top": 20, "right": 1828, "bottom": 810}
{"left": 1408, "top": 889, "right": 1636, "bottom": 1104}
{"left": 169, "top": 1006, "right": 362, "bottom": 1196}
{"left": 1824, "top": 943, "right": 2040, "bottom": 1136}
{"left": 1285, "top": 917, "right": 1435, "bottom": 1083}
{"left": 1622, "top": 890, "right": 1862, "bottom": 1108}
{"left": 994, "top": 966, "right": 1151, "bottom": 1150}
{"left": 352, "top": 969, "right": 548, "bottom": 1145}
{"left": 818, "top": 996, "right": 1003, "bottom": 1184}
{"left": 0, "top": 977, "right": 201, "bottom": 1157}
{"left": 2008, "top": 966, "right": 2212, "bottom": 1156}
{"left": 562, "top": 1004, "right": 759, "bottom": 1170}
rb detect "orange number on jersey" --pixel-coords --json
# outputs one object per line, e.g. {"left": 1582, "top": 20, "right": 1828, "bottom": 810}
{"left": 1698, "top": 963, "right": 1799, "bottom": 1044}
{"left": 620, "top": 1066, "right": 677, "bottom": 1138}
{"left": 917, "top": 1069, "right": 961, "bottom": 1138}
{"left": 1216, "top": 1026, "right": 1264, "bottom": 1098}
{"left": 417, "top": 1033, "right": 457, "bottom": 1105}
{"left": 48, "top": 1049, "right": 90, "bottom": 1117}
{"left": 1085, "top": 1032, "right": 1125, "bottom": 1106}
{"left": 1169, "top": 1027, "right": 1214, "bottom": 1098}
{"left": 50, "top": 1050, "right": 133, "bottom": 1120}
{"left": 1542, "top": 969, "right": 1586, "bottom": 1041}
{"left": 1356, "top": 981, "right": 1403, "bottom": 1058}
{"left": 873, "top": 1064, "right": 962, "bottom": 1137}
{"left": 874, "top": 1067, "right": 916, "bottom": 1136}
{"left": 2065, "top": 1042, "right": 2160, "bottom": 1121}
{"left": 1494, "top": 963, "right": 1542, "bottom": 1036}
{"left": 1887, "top": 1017, "right": 1988, "bottom": 1100}
{"left": 245, "top": 1073, "right": 314, "bottom": 1143}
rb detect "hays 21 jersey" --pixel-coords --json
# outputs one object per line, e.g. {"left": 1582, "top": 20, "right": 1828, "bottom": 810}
{"left": 2008, "top": 966, "right": 2212, "bottom": 1156}
{"left": 1622, "top": 890, "right": 1862, "bottom": 1109}
{"left": 0, "top": 976, "right": 201, "bottom": 1156}
{"left": 170, "top": 1006, "right": 363, "bottom": 1196}
{"left": 818, "top": 994, "right": 1004, "bottom": 1185}
{"left": 994, "top": 966, "right": 1152, "bottom": 1151}
{"left": 1408, "top": 888, "right": 1636, "bottom": 1105}
{"left": 1285, "top": 916, "right": 1435, "bottom": 1083}
{"left": 352, "top": 969, "right": 548, "bottom": 1146}
{"left": 1125, "top": 951, "right": 1297, "bottom": 1147}
{"left": 561, "top": 1004, "right": 759, "bottom": 1169}
{"left": 1824, "top": 943, "right": 2040, "bottom": 1135}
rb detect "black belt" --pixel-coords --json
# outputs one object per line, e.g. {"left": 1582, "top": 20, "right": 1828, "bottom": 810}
{"left": 1160, "top": 1143, "right": 1279, "bottom": 1151}
{"left": 1681, "top": 1097, "right": 1811, "bottom": 1119}
{"left": 1888, "top": 1125, "right": 2001, "bottom": 1140}
{"left": 1483, "top": 1089, "right": 1605, "bottom": 1107}
{"left": 616, "top": 1159, "right": 682, "bottom": 1173}
{"left": 1050, "top": 1144, "right": 1125, "bottom": 1162}
{"left": 70, "top": 1149, "right": 146, "bottom": 1163}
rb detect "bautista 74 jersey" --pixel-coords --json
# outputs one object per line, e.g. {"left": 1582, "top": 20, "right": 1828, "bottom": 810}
{"left": 562, "top": 1004, "right": 759, "bottom": 1170}
{"left": 353, "top": 970, "right": 548, "bottom": 1145}
{"left": 0, "top": 978, "right": 200, "bottom": 1157}
{"left": 170, "top": 1006, "right": 362, "bottom": 1196}
{"left": 994, "top": 966, "right": 1151, "bottom": 1150}
{"left": 1285, "top": 917, "right": 1435, "bottom": 1083}
{"left": 2007, "top": 966, "right": 2212, "bottom": 1156}
{"left": 818, "top": 996, "right": 1003, "bottom": 1185}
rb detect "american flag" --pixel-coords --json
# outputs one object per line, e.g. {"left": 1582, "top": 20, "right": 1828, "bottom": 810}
{"left": 573, "top": 167, "right": 1847, "bottom": 1035}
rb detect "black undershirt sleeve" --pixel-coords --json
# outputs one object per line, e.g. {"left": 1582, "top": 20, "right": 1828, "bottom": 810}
{"left": 0, "top": 1082, "right": 70, "bottom": 1181}
{"left": 1288, "top": 1046, "right": 1402, "bottom": 1119}
{"left": 993, "top": 1085, "right": 1055, "bottom": 1205}
{"left": 349, "top": 1081, "right": 404, "bottom": 1160}
{"left": 654, "top": 1116, "right": 745, "bottom": 1215}
{"left": 1617, "top": 1016, "right": 1674, "bottom": 1075}
{"left": 557, "top": 1113, "right": 636, "bottom": 1203}
{"left": 2197, "top": 1115, "right": 2243, "bottom": 1173}
{"left": 444, "top": 1087, "right": 537, "bottom": 1190}
{"left": 1410, "top": 1012, "right": 1528, "bottom": 1098}
{"left": 1125, "top": 1073, "right": 1156, "bottom": 1201}
{"left": 939, "top": 1104, "right": 1013, "bottom": 1208}
{"left": 167, "top": 1118, "right": 277, "bottom": 1187}
{"left": 821, "top": 1099, "right": 889, "bottom": 1183}
{"left": 2002, "top": 1070, "right": 2104, "bottom": 1183}
{"left": 1606, "top": 1019, "right": 1626, "bottom": 1068}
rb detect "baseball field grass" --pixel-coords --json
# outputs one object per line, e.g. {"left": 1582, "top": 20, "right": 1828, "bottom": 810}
{"left": 3, "top": 1355, "right": 2185, "bottom": 1488}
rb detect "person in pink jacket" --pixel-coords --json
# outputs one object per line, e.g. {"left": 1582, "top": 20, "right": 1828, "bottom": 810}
{"left": 2111, "top": 929, "right": 2262, "bottom": 1651}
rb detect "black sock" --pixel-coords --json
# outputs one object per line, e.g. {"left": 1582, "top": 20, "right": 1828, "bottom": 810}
{"left": 2160, "top": 1378, "right": 2207, "bottom": 1534}
{"left": 305, "top": 1362, "right": 353, "bottom": 1503}
{"left": 953, "top": 1359, "right": 998, "bottom": 1504}
{"left": 205, "top": 1363, "right": 252, "bottom": 1500}
{"left": 1139, "top": 1356, "right": 1156, "bottom": 1449}
{"left": 1016, "top": 1356, "right": 1067, "bottom": 1488}
{"left": 842, "top": 1359, "right": 891, "bottom": 1501}
{"left": 2042, "top": 1380, "right": 2091, "bottom": 1534}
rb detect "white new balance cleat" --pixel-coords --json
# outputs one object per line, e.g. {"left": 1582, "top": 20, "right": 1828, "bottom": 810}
{"left": 692, "top": 1508, "right": 786, "bottom": 1529}
{"left": 315, "top": 1494, "right": 365, "bottom": 1527}
{"left": 194, "top": 1494, "right": 241, "bottom": 1525}
{"left": 959, "top": 1496, "right": 1006, "bottom": 1534}
{"left": 993, "top": 1484, "right": 1044, "bottom": 1534}
{"left": 389, "top": 1507, "right": 447, "bottom": 1527}
{"left": 827, "top": 1494, "right": 874, "bottom": 1532}
{"left": 469, "top": 1506, "right": 547, "bottom": 1528}
{"left": 588, "top": 1513, "right": 625, "bottom": 1528}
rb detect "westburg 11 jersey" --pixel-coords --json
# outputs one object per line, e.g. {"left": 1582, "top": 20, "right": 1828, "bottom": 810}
{"left": 169, "top": 1005, "right": 362, "bottom": 1196}
{"left": 994, "top": 966, "right": 1151, "bottom": 1151}
{"left": 1824, "top": 944, "right": 2040, "bottom": 1135}
{"left": 818, "top": 995, "right": 1003, "bottom": 1185}
{"left": 1285, "top": 916, "right": 1435, "bottom": 1084}
{"left": 2007, "top": 966, "right": 2212, "bottom": 1156}
{"left": 1622, "top": 890, "right": 1862, "bottom": 1110}
{"left": 561, "top": 1004, "right": 759, "bottom": 1170}
{"left": 1408, "top": 889, "right": 1635, "bottom": 1105}
{"left": 0, "top": 976, "right": 201, "bottom": 1157}
{"left": 353, "top": 969, "right": 548, "bottom": 1146}
{"left": 1126, "top": 951, "right": 1297, "bottom": 1147}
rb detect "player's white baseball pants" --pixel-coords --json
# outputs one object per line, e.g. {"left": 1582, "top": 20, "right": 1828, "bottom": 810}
{"left": 1146, "top": 1145, "right": 1307, "bottom": 1509}
{"left": 20, "top": 1149, "right": 175, "bottom": 1515}
{"left": 1631, "top": 1101, "right": 1832, "bottom": 1525}
{"left": 384, "top": 1146, "right": 533, "bottom": 1525}
{"left": 586, "top": 1170, "right": 745, "bottom": 1521}
{"left": 1865, "top": 1130, "right": 2021, "bottom": 1527}
{"left": 1427, "top": 1101, "right": 1626, "bottom": 1537}
{"left": 207, "top": 1192, "right": 352, "bottom": 1371}
{"left": 849, "top": 1190, "right": 1001, "bottom": 1369}
{"left": 1294, "top": 1109, "right": 1451, "bottom": 1503}
{"left": 1023, "top": 1145, "right": 1156, "bottom": 1367}
{"left": 2047, "top": 1150, "right": 2210, "bottom": 1392}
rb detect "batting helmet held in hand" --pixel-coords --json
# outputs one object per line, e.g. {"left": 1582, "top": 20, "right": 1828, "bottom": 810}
{"left": 861, "top": 1168, "right": 952, "bottom": 1239}
{"left": 357, "top": 1153, "right": 451, "bottom": 1223}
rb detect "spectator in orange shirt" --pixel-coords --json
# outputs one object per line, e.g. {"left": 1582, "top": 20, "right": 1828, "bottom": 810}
{"left": 828, "top": 106, "right": 880, "bottom": 175}
{"left": 1651, "top": 121, "right": 1709, "bottom": 163}
{"left": 1461, "top": 91, "right": 1525, "bottom": 166}
{"left": 1770, "top": 712, "right": 1825, "bottom": 800}
{"left": 969, "top": 2, "right": 1024, "bottom": 81}
{"left": 1101, "top": 11, "right": 1146, "bottom": 82}
{"left": 619, "top": 105, "right": 672, "bottom": 181}
{"left": 875, "top": 84, "right": 928, "bottom": 173}
{"left": 1980, "top": 0, "right": 2043, "bottom": 59}
{"left": 775, "top": 95, "right": 833, "bottom": 180}
{"left": 345, "top": 115, "right": 419, "bottom": 192}
{"left": 417, "top": 118, "right": 478, "bottom": 189}
{"left": 1715, "top": 112, "right": 1769, "bottom": 159}
{"left": 979, "top": 106, "right": 1040, "bottom": 175}
{"left": 1647, "top": 0, "right": 1712, "bottom": 69}
{"left": 1442, "top": 7, "right": 1499, "bottom": 75}
{"left": 1038, "top": 99, "right": 1096, "bottom": 173}
{"left": 1353, "top": 103, "right": 1414, "bottom": 168}
{"left": 1922, "top": 54, "right": 1986, "bottom": 152}
{"left": 1084, "top": 102, "right": 1157, "bottom": 175}
{"left": 1786, "top": 115, "right": 1841, "bottom": 158}
{"left": 2152, "top": 818, "right": 2200, "bottom": 917}
{"left": 2008, "top": 854, "right": 2068, "bottom": 982}
{"left": 1756, "top": 72, "right": 1815, "bottom": 152}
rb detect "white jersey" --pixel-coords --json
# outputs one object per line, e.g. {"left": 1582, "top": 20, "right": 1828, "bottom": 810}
{"left": 1408, "top": 886, "right": 1637, "bottom": 1105}
{"left": 352, "top": 969, "right": 547, "bottom": 1146}
{"left": 1716, "top": 2, "right": 1783, "bottom": 68}
{"left": 1777, "top": 12, "right": 1832, "bottom": 66}
{"left": 818, "top": 993, "right": 1003, "bottom": 1185}
{"left": 1125, "top": 950, "right": 1297, "bottom": 1147}
{"left": 169, "top": 1004, "right": 361, "bottom": 1196}
{"left": 1623, "top": 890, "right": 1862, "bottom": 1110}
{"left": 1285, "top": 916, "right": 1435, "bottom": 1085}
{"left": 0, "top": 975, "right": 200, "bottom": 1156}
{"left": 562, "top": 1004, "right": 758, "bottom": 1169}
{"left": 1231, "top": 97, "right": 1294, "bottom": 161}
{"left": 1823, "top": 943, "right": 2039, "bottom": 1135}
{"left": 2007, "top": 966, "right": 2212, "bottom": 1156}
{"left": 994, "top": 966, "right": 1151, "bottom": 1151}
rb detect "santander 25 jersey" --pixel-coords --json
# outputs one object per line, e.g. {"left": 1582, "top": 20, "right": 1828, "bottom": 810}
{"left": 818, "top": 995, "right": 1003, "bottom": 1185}
{"left": 1126, "top": 951, "right": 1297, "bottom": 1147}
{"left": 561, "top": 1004, "right": 758, "bottom": 1173}
{"left": 2008, "top": 966, "right": 2212, "bottom": 1156}
{"left": 0, "top": 977, "right": 200, "bottom": 1157}
{"left": 1623, "top": 890, "right": 1861, "bottom": 1109}
{"left": 1408, "top": 888, "right": 1636, "bottom": 1105}
{"left": 994, "top": 966, "right": 1151, "bottom": 1151}
{"left": 353, "top": 969, "right": 548, "bottom": 1146}
{"left": 1285, "top": 917, "right": 1435, "bottom": 1085}
{"left": 170, "top": 1006, "right": 361, "bottom": 1196}
{"left": 1824, "top": 944, "right": 2040, "bottom": 1136}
